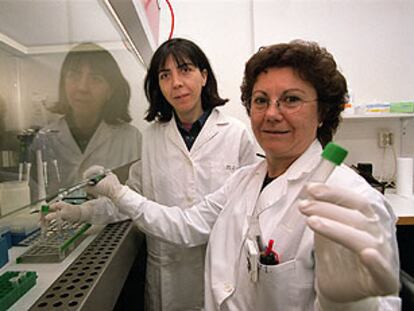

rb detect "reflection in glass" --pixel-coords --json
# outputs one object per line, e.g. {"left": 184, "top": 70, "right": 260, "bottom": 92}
{"left": 30, "top": 43, "right": 142, "bottom": 201}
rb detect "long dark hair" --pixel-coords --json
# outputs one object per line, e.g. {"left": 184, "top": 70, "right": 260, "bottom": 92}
{"left": 144, "top": 38, "right": 228, "bottom": 122}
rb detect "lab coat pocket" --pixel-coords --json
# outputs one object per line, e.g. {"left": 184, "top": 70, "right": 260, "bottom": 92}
{"left": 256, "top": 260, "right": 314, "bottom": 311}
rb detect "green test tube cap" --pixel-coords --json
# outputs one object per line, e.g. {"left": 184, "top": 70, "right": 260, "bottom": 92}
{"left": 322, "top": 142, "right": 348, "bottom": 166}
{"left": 41, "top": 205, "right": 49, "bottom": 214}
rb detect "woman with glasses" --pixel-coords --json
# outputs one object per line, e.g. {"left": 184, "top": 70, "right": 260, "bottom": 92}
{"left": 51, "top": 40, "right": 400, "bottom": 310}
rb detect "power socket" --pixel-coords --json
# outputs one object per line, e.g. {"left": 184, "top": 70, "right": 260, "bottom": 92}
{"left": 378, "top": 131, "right": 393, "bottom": 148}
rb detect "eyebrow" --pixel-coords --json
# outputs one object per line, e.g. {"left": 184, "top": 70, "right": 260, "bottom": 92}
{"left": 158, "top": 68, "right": 170, "bottom": 74}
{"left": 177, "top": 62, "right": 194, "bottom": 68}
{"left": 158, "top": 61, "right": 195, "bottom": 73}
{"left": 252, "top": 88, "right": 307, "bottom": 96}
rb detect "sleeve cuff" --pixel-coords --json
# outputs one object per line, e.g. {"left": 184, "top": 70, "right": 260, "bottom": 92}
{"left": 113, "top": 186, "right": 146, "bottom": 220}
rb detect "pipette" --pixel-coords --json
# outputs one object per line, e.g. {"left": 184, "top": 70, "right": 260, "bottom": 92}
{"left": 44, "top": 169, "right": 111, "bottom": 205}
{"left": 28, "top": 169, "right": 111, "bottom": 215}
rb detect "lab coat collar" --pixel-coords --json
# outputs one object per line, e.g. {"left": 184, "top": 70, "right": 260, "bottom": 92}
{"left": 249, "top": 140, "right": 322, "bottom": 219}
{"left": 55, "top": 116, "right": 114, "bottom": 158}
{"left": 165, "top": 115, "right": 193, "bottom": 156}
{"left": 190, "top": 109, "right": 228, "bottom": 154}
{"left": 165, "top": 108, "right": 229, "bottom": 156}
{"left": 282, "top": 140, "right": 323, "bottom": 182}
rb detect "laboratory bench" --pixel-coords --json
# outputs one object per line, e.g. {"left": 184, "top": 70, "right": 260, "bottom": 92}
{"left": 0, "top": 192, "right": 412, "bottom": 310}
{"left": 0, "top": 220, "right": 144, "bottom": 310}
{"left": 385, "top": 192, "right": 414, "bottom": 225}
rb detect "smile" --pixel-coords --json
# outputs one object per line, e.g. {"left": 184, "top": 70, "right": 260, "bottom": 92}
{"left": 174, "top": 93, "right": 190, "bottom": 100}
{"left": 262, "top": 129, "right": 290, "bottom": 134}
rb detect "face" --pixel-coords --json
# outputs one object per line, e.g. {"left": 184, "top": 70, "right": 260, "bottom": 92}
{"left": 250, "top": 67, "right": 319, "bottom": 167}
{"left": 158, "top": 55, "right": 207, "bottom": 123}
{"left": 64, "top": 62, "right": 113, "bottom": 116}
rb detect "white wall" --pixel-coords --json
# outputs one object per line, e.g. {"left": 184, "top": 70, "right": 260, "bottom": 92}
{"left": 253, "top": 0, "right": 414, "bottom": 105}
{"left": 158, "top": 0, "right": 414, "bottom": 181}
{"left": 159, "top": 0, "right": 254, "bottom": 126}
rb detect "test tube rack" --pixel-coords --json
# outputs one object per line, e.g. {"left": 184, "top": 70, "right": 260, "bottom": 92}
{"left": 0, "top": 271, "right": 37, "bottom": 311}
{"left": 16, "top": 223, "right": 91, "bottom": 263}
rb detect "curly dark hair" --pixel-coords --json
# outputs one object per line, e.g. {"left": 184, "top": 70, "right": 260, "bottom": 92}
{"left": 144, "top": 38, "right": 228, "bottom": 122}
{"left": 50, "top": 42, "right": 132, "bottom": 124}
{"left": 241, "top": 40, "right": 348, "bottom": 147}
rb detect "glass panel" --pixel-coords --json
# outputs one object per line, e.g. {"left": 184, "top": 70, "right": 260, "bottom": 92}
{"left": 0, "top": 1, "right": 149, "bottom": 225}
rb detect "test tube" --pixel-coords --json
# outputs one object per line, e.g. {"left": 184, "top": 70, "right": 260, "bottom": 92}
{"left": 40, "top": 204, "right": 49, "bottom": 240}
{"left": 56, "top": 208, "right": 63, "bottom": 239}
{"left": 305, "top": 142, "right": 348, "bottom": 187}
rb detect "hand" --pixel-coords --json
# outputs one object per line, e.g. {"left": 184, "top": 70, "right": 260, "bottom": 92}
{"left": 299, "top": 183, "right": 399, "bottom": 302}
{"left": 82, "top": 165, "right": 106, "bottom": 180}
{"left": 83, "top": 165, "right": 125, "bottom": 201}
{"left": 46, "top": 201, "right": 92, "bottom": 223}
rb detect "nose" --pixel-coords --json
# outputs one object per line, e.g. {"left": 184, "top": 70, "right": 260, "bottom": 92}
{"left": 264, "top": 100, "right": 284, "bottom": 121}
{"left": 75, "top": 74, "right": 90, "bottom": 91}
{"left": 171, "top": 71, "right": 183, "bottom": 88}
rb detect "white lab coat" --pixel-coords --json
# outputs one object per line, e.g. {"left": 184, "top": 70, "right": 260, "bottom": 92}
{"left": 126, "top": 108, "right": 257, "bottom": 311}
{"left": 120, "top": 140, "right": 400, "bottom": 310}
{"left": 41, "top": 116, "right": 141, "bottom": 195}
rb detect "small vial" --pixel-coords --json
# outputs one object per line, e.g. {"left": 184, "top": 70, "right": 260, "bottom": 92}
{"left": 297, "top": 142, "right": 348, "bottom": 200}
{"left": 40, "top": 204, "right": 49, "bottom": 240}
{"left": 56, "top": 208, "right": 64, "bottom": 239}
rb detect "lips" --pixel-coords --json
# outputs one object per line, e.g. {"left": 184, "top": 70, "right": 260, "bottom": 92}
{"left": 71, "top": 97, "right": 90, "bottom": 103}
{"left": 262, "top": 129, "right": 290, "bottom": 134}
{"left": 173, "top": 93, "right": 190, "bottom": 100}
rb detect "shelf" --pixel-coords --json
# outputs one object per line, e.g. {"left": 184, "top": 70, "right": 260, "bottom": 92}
{"left": 342, "top": 112, "right": 414, "bottom": 120}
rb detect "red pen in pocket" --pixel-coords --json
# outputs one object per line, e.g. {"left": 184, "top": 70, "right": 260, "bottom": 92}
{"left": 260, "top": 239, "right": 280, "bottom": 265}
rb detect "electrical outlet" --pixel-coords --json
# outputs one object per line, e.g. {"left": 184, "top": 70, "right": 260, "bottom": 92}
{"left": 378, "top": 131, "right": 393, "bottom": 148}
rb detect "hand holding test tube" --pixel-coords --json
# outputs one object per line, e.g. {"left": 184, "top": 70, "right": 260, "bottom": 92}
{"left": 299, "top": 163, "right": 399, "bottom": 302}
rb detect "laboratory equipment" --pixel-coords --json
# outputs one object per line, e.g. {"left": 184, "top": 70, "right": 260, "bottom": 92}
{"left": 17, "top": 129, "right": 36, "bottom": 182}
{"left": 0, "top": 234, "right": 8, "bottom": 268}
{"left": 0, "top": 181, "right": 30, "bottom": 216}
{"left": 16, "top": 170, "right": 103, "bottom": 263}
{"left": 29, "top": 129, "right": 61, "bottom": 201}
{"left": 16, "top": 221, "right": 91, "bottom": 263}
{"left": 0, "top": 271, "right": 37, "bottom": 310}
{"left": 39, "top": 205, "right": 48, "bottom": 240}
{"left": 8, "top": 213, "right": 39, "bottom": 246}
{"left": 45, "top": 170, "right": 111, "bottom": 206}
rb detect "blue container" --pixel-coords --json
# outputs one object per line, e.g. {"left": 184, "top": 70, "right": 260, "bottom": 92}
{"left": 0, "top": 236, "right": 9, "bottom": 268}
{"left": 0, "top": 227, "right": 12, "bottom": 249}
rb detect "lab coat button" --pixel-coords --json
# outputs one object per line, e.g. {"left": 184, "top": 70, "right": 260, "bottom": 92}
{"left": 223, "top": 283, "right": 233, "bottom": 293}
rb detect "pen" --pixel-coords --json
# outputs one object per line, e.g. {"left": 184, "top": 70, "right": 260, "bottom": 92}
{"left": 260, "top": 239, "right": 280, "bottom": 265}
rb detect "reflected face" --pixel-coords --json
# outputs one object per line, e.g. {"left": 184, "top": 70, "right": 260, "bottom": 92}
{"left": 158, "top": 55, "right": 207, "bottom": 122}
{"left": 250, "top": 67, "right": 319, "bottom": 164}
{"left": 64, "top": 62, "right": 112, "bottom": 116}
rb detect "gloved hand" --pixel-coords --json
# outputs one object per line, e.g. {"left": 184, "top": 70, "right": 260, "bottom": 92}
{"left": 45, "top": 201, "right": 93, "bottom": 223}
{"left": 299, "top": 183, "right": 399, "bottom": 303}
{"left": 83, "top": 165, "right": 126, "bottom": 202}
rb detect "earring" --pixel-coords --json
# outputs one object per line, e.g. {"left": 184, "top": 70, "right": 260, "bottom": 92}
{"left": 318, "top": 122, "right": 323, "bottom": 128}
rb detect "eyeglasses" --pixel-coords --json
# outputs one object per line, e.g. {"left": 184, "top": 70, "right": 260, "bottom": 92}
{"left": 250, "top": 93, "right": 317, "bottom": 114}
